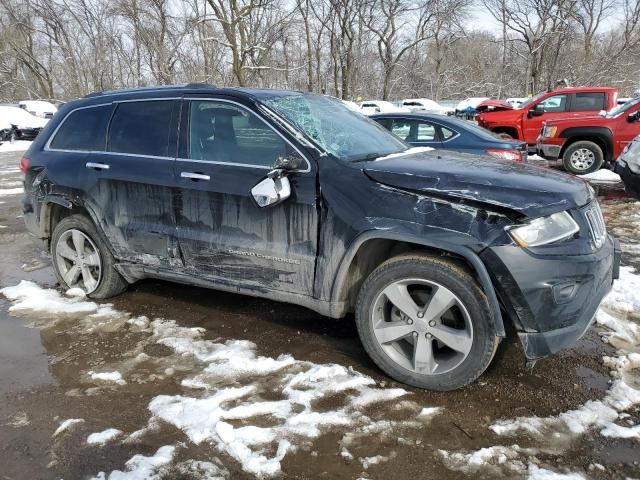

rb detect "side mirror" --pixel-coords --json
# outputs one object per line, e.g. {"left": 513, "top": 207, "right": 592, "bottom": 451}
{"left": 528, "top": 107, "right": 544, "bottom": 118}
{"left": 251, "top": 176, "right": 291, "bottom": 208}
{"left": 273, "top": 155, "right": 304, "bottom": 171}
{"left": 627, "top": 111, "right": 640, "bottom": 123}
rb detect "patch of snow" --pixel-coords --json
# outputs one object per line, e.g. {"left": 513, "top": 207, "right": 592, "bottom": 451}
{"left": 66, "top": 288, "right": 86, "bottom": 298}
{"left": 174, "top": 460, "right": 227, "bottom": 479}
{"left": 527, "top": 465, "right": 586, "bottom": 479}
{"left": 53, "top": 418, "right": 84, "bottom": 437}
{"left": 87, "top": 428, "right": 123, "bottom": 445}
{"left": 577, "top": 169, "right": 621, "bottom": 183}
{"left": 89, "top": 371, "right": 126, "bottom": 385}
{"left": 350, "top": 386, "right": 408, "bottom": 407}
{"left": 0, "top": 140, "right": 32, "bottom": 153}
{"left": 1, "top": 280, "right": 99, "bottom": 315}
{"left": 359, "top": 453, "right": 394, "bottom": 469}
{"left": 340, "top": 447, "right": 354, "bottom": 460}
{"left": 418, "top": 407, "right": 443, "bottom": 417}
{"left": 0, "top": 187, "right": 23, "bottom": 196}
{"left": 91, "top": 445, "right": 175, "bottom": 479}
{"left": 600, "top": 421, "right": 640, "bottom": 439}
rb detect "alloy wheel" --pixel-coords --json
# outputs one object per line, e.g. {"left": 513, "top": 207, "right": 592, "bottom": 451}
{"left": 371, "top": 278, "right": 474, "bottom": 375}
{"left": 569, "top": 148, "right": 595, "bottom": 171}
{"left": 55, "top": 229, "right": 102, "bottom": 293}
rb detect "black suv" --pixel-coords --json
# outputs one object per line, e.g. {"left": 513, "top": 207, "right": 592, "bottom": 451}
{"left": 21, "top": 85, "right": 620, "bottom": 391}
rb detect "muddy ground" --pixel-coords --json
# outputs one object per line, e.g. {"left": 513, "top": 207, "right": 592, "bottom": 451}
{"left": 0, "top": 149, "right": 638, "bottom": 479}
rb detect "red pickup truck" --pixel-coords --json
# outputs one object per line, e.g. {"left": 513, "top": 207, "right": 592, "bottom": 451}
{"left": 537, "top": 97, "right": 640, "bottom": 174}
{"left": 476, "top": 87, "right": 618, "bottom": 146}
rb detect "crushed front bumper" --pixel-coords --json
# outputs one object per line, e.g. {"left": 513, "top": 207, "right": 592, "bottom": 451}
{"left": 482, "top": 235, "right": 620, "bottom": 359}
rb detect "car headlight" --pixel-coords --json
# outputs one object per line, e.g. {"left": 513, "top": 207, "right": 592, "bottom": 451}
{"left": 507, "top": 211, "right": 579, "bottom": 247}
{"left": 541, "top": 125, "right": 557, "bottom": 138}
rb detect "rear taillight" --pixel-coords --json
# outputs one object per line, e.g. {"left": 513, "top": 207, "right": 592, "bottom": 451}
{"left": 485, "top": 148, "right": 523, "bottom": 162}
{"left": 19, "top": 156, "right": 30, "bottom": 173}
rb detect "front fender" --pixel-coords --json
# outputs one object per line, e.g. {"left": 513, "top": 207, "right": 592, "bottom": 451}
{"left": 330, "top": 229, "right": 506, "bottom": 337}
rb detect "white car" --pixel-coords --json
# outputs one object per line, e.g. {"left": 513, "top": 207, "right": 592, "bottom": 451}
{"left": 401, "top": 98, "right": 453, "bottom": 116}
{"left": 19, "top": 100, "right": 58, "bottom": 119}
{"left": 0, "top": 105, "right": 48, "bottom": 140}
{"left": 341, "top": 100, "right": 362, "bottom": 113}
{"left": 359, "top": 100, "right": 410, "bottom": 116}
{"left": 505, "top": 97, "right": 528, "bottom": 108}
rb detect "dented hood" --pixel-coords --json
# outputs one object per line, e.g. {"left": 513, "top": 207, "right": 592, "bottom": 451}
{"left": 363, "top": 150, "right": 592, "bottom": 217}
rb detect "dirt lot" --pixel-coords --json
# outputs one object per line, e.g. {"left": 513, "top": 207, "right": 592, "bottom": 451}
{"left": 0, "top": 149, "right": 639, "bottom": 479}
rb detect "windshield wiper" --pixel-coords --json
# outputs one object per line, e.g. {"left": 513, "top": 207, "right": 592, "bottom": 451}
{"left": 351, "top": 153, "right": 382, "bottom": 163}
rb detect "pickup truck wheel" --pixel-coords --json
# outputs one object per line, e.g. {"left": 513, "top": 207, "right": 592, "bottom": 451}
{"left": 563, "top": 141, "right": 604, "bottom": 174}
{"left": 51, "top": 215, "right": 128, "bottom": 299}
{"left": 355, "top": 254, "right": 498, "bottom": 391}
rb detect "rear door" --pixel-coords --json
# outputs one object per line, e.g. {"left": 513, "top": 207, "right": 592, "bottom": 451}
{"left": 174, "top": 96, "right": 318, "bottom": 296}
{"left": 388, "top": 118, "right": 442, "bottom": 149}
{"left": 92, "top": 98, "right": 179, "bottom": 268}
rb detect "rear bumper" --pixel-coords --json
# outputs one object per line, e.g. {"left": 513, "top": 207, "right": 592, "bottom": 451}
{"left": 482, "top": 235, "right": 619, "bottom": 359}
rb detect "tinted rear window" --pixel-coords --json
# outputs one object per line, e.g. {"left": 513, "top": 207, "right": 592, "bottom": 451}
{"left": 573, "top": 92, "right": 606, "bottom": 111}
{"left": 50, "top": 105, "right": 112, "bottom": 151}
{"left": 107, "top": 100, "right": 173, "bottom": 157}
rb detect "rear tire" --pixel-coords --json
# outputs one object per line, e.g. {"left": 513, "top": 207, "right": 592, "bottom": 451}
{"left": 51, "top": 215, "right": 128, "bottom": 299}
{"left": 562, "top": 141, "right": 604, "bottom": 175}
{"left": 355, "top": 254, "right": 498, "bottom": 391}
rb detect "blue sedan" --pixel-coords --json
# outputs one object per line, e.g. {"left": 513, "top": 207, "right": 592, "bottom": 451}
{"left": 371, "top": 112, "right": 528, "bottom": 162}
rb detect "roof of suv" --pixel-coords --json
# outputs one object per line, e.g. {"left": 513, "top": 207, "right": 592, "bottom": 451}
{"left": 84, "top": 84, "right": 306, "bottom": 100}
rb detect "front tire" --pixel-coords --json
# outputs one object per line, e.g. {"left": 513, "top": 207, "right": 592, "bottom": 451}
{"left": 51, "top": 215, "right": 128, "bottom": 299}
{"left": 355, "top": 254, "right": 498, "bottom": 391}
{"left": 562, "top": 141, "right": 604, "bottom": 174}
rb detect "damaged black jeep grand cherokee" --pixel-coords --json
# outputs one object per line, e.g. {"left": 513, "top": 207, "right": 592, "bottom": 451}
{"left": 21, "top": 85, "right": 621, "bottom": 391}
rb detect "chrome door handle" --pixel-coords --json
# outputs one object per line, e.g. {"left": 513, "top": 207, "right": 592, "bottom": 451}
{"left": 86, "top": 162, "right": 110, "bottom": 170}
{"left": 181, "top": 172, "right": 210, "bottom": 181}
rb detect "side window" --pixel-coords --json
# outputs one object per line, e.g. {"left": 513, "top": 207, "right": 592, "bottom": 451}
{"left": 537, "top": 94, "right": 568, "bottom": 113}
{"left": 390, "top": 119, "right": 413, "bottom": 141}
{"left": 50, "top": 105, "right": 112, "bottom": 151}
{"left": 188, "top": 100, "right": 287, "bottom": 167}
{"left": 440, "top": 126, "right": 456, "bottom": 140}
{"left": 573, "top": 92, "right": 606, "bottom": 111}
{"left": 107, "top": 100, "right": 173, "bottom": 157}
{"left": 416, "top": 122, "right": 436, "bottom": 141}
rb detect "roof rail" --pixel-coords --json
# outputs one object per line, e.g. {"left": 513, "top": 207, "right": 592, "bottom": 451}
{"left": 84, "top": 83, "right": 215, "bottom": 98}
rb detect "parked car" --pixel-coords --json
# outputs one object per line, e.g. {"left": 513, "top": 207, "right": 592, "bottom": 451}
{"left": 614, "top": 134, "right": 640, "bottom": 199}
{"left": 19, "top": 100, "right": 58, "bottom": 119}
{"left": 0, "top": 117, "right": 12, "bottom": 142}
{"left": 0, "top": 105, "right": 48, "bottom": 140}
{"left": 400, "top": 98, "right": 453, "bottom": 116}
{"left": 359, "top": 100, "right": 410, "bottom": 115}
{"left": 21, "top": 85, "right": 619, "bottom": 391}
{"left": 537, "top": 97, "right": 640, "bottom": 174}
{"left": 371, "top": 112, "right": 528, "bottom": 161}
{"left": 506, "top": 97, "right": 528, "bottom": 108}
{"left": 454, "top": 97, "right": 489, "bottom": 120}
{"left": 477, "top": 87, "right": 618, "bottom": 146}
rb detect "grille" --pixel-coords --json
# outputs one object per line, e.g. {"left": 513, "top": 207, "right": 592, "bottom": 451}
{"left": 583, "top": 201, "right": 606, "bottom": 249}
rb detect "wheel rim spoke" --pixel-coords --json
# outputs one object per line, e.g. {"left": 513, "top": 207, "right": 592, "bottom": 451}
{"left": 430, "top": 323, "right": 473, "bottom": 355}
{"left": 382, "top": 282, "right": 419, "bottom": 320}
{"left": 422, "top": 286, "right": 457, "bottom": 322}
{"left": 374, "top": 321, "right": 414, "bottom": 344}
{"left": 57, "top": 242, "right": 77, "bottom": 261}
{"left": 81, "top": 265, "right": 97, "bottom": 292}
{"left": 84, "top": 252, "right": 100, "bottom": 266}
{"left": 413, "top": 334, "right": 436, "bottom": 374}
{"left": 72, "top": 230, "right": 86, "bottom": 256}
{"left": 63, "top": 265, "right": 81, "bottom": 286}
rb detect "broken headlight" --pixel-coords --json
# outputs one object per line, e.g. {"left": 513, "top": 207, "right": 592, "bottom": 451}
{"left": 507, "top": 211, "right": 579, "bottom": 247}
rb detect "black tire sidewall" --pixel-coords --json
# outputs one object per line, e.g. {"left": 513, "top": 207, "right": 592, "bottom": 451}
{"left": 51, "top": 215, "right": 126, "bottom": 299}
{"left": 563, "top": 141, "right": 604, "bottom": 174}
{"left": 355, "top": 256, "right": 497, "bottom": 391}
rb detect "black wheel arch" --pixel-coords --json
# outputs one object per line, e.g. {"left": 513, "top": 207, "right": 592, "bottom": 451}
{"left": 330, "top": 230, "right": 506, "bottom": 337}
{"left": 559, "top": 127, "right": 614, "bottom": 162}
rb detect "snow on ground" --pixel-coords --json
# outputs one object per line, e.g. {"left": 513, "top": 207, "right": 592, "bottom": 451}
{"left": 578, "top": 169, "right": 622, "bottom": 183}
{"left": 438, "top": 266, "right": 640, "bottom": 477}
{"left": 0, "top": 140, "right": 31, "bottom": 153}
{"left": 87, "top": 428, "right": 123, "bottom": 445}
{"left": 53, "top": 418, "right": 85, "bottom": 437}
{"left": 0, "top": 282, "right": 442, "bottom": 479}
{"left": 0, "top": 187, "right": 23, "bottom": 196}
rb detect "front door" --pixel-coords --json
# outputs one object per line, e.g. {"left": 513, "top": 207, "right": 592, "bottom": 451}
{"left": 174, "top": 97, "right": 318, "bottom": 296}
{"left": 613, "top": 103, "right": 640, "bottom": 156}
{"left": 523, "top": 93, "right": 570, "bottom": 143}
